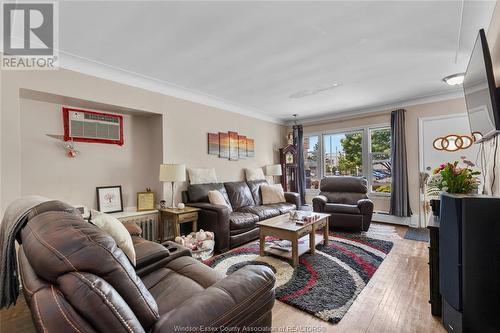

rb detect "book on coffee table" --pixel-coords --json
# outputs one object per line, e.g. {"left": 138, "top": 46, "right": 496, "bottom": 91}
{"left": 270, "top": 240, "right": 292, "bottom": 252}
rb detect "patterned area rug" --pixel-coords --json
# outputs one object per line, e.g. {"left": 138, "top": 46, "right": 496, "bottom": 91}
{"left": 205, "top": 233, "right": 394, "bottom": 324}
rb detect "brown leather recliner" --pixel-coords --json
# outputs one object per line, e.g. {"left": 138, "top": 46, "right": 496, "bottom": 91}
{"left": 312, "top": 177, "right": 373, "bottom": 231}
{"left": 182, "top": 180, "right": 300, "bottom": 253}
{"left": 18, "top": 201, "right": 276, "bottom": 333}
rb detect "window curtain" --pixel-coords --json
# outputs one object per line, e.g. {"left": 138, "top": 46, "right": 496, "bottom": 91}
{"left": 293, "top": 124, "right": 306, "bottom": 206}
{"left": 389, "top": 109, "right": 412, "bottom": 217}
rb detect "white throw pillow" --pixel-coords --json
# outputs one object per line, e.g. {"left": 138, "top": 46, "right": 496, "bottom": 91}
{"left": 208, "top": 190, "right": 233, "bottom": 212}
{"left": 261, "top": 184, "right": 286, "bottom": 205}
{"left": 90, "top": 210, "right": 136, "bottom": 266}
{"left": 188, "top": 168, "right": 218, "bottom": 185}
{"left": 245, "top": 168, "right": 266, "bottom": 181}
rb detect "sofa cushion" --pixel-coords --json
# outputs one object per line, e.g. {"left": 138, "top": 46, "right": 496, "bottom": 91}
{"left": 224, "top": 181, "right": 255, "bottom": 210}
{"left": 188, "top": 168, "right": 218, "bottom": 185}
{"left": 143, "top": 256, "right": 223, "bottom": 315}
{"left": 90, "top": 210, "right": 136, "bottom": 266}
{"left": 229, "top": 212, "right": 260, "bottom": 230}
{"left": 266, "top": 203, "right": 296, "bottom": 214}
{"left": 245, "top": 168, "right": 266, "bottom": 181}
{"left": 324, "top": 203, "right": 361, "bottom": 215}
{"left": 133, "top": 236, "right": 169, "bottom": 270}
{"left": 261, "top": 184, "right": 286, "bottom": 205}
{"left": 238, "top": 205, "right": 281, "bottom": 220}
{"left": 22, "top": 211, "right": 159, "bottom": 329}
{"left": 321, "top": 192, "right": 367, "bottom": 205}
{"left": 320, "top": 176, "right": 368, "bottom": 193}
{"left": 188, "top": 183, "right": 230, "bottom": 203}
{"left": 208, "top": 190, "right": 233, "bottom": 212}
{"left": 246, "top": 180, "right": 268, "bottom": 205}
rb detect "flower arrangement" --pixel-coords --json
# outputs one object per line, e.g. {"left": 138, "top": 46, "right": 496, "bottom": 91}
{"left": 426, "top": 157, "right": 480, "bottom": 199}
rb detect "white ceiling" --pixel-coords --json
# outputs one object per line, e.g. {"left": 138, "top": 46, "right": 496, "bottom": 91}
{"left": 57, "top": 1, "right": 497, "bottom": 123}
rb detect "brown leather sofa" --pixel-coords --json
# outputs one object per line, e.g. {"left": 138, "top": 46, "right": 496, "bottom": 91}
{"left": 18, "top": 201, "right": 276, "bottom": 333}
{"left": 182, "top": 180, "right": 300, "bottom": 253}
{"left": 312, "top": 177, "right": 373, "bottom": 231}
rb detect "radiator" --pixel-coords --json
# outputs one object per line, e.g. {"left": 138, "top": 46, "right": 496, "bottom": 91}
{"left": 117, "top": 212, "right": 159, "bottom": 242}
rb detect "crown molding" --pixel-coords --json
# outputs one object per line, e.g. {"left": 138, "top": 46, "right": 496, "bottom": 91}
{"left": 294, "top": 88, "right": 465, "bottom": 126}
{"left": 58, "top": 52, "right": 465, "bottom": 128}
{"left": 58, "top": 52, "right": 285, "bottom": 125}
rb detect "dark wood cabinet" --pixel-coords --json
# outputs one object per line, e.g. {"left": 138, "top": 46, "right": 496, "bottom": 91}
{"left": 279, "top": 144, "right": 298, "bottom": 192}
{"left": 427, "top": 213, "right": 442, "bottom": 317}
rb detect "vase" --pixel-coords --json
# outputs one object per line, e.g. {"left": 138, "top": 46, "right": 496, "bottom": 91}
{"left": 430, "top": 199, "right": 440, "bottom": 217}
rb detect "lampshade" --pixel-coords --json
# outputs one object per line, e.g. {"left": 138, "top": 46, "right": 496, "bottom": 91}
{"left": 159, "top": 164, "right": 186, "bottom": 182}
{"left": 265, "top": 164, "right": 282, "bottom": 176}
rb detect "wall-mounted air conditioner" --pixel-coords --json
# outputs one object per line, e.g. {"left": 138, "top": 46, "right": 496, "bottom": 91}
{"left": 63, "top": 107, "right": 124, "bottom": 145}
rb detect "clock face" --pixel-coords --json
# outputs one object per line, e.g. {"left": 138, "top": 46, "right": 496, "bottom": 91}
{"left": 285, "top": 152, "right": 294, "bottom": 164}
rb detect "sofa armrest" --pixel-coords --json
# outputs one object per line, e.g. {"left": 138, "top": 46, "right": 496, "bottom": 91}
{"left": 185, "top": 202, "right": 230, "bottom": 253}
{"left": 357, "top": 199, "right": 374, "bottom": 215}
{"left": 312, "top": 195, "right": 328, "bottom": 212}
{"left": 284, "top": 192, "right": 300, "bottom": 208}
{"left": 152, "top": 265, "right": 275, "bottom": 332}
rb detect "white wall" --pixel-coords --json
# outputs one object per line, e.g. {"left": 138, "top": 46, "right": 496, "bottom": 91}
{"left": 19, "top": 98, "right": 162, "bottom": 209}
{"left": 303, "top": 98, "right": 469, "bottom": 222}
{"left": 0, "top": 68, "right": 286, "bottom": 216}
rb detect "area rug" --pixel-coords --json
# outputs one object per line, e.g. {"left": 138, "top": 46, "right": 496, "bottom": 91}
{"left": 205, "top": 234, "right": 393, "bottom": 324}
{"left": 403, "top": 228, "right": 430, "bottom": 242}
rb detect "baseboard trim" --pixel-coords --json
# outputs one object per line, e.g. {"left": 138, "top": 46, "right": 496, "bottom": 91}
{"left": 372, "top": 212, "right": 419, "bottom": 227}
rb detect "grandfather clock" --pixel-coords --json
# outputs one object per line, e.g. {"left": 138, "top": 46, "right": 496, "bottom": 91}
{"left": 279, "top": 144, "right": 298, "bottom": 192}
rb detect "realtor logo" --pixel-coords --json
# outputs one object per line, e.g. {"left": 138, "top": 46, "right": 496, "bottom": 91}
{"left": 1, "top": 2, "right": 58, "bottom": 70}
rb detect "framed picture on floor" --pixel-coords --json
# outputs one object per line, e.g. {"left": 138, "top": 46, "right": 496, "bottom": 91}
{"left": 96, "top": 185, "right": 123, "bottom": 213}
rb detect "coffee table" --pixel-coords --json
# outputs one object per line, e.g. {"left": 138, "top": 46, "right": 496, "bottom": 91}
{"left": 257, "top": 212, "right": 330, "bottom": 267}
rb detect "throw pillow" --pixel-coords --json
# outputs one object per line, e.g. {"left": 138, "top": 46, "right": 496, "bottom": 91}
{"left": 261, "top": 184, "right": 286, "bottom": 205}
{"left": 123, "top": 222, "right": 142, "bottom": 236}
{"left": 208, "top": 190, "right": 233, "bottom": 212}
{"left": 188, "top": 168, "right": 218, "bottom": 185}
{"left": 245, "top": 168, "right": 266, "bottom": 181}
{"left": 90, "top": 210, "right": 136, "bottom": 266}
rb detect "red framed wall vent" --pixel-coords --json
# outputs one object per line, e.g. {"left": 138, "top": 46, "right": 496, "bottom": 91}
{"left": 63, "top": 107, "right": 124, "bottom": 146}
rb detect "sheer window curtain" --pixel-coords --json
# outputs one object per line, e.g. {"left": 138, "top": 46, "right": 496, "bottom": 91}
{"left": 389, "top": 109, "right": 412, "bottom": 217}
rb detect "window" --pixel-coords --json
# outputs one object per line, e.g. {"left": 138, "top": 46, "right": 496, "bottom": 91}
{"left": 304, "top": 125, "right": 391, "bottom": 194}
{"left": 323, "top": 131, "right": 363, "bottom": 177}
{"left": 303, "top": 136, "right": 320, "bottom": 189}
{"left": 370, "top": 127, "right": 392, "bottom": 193}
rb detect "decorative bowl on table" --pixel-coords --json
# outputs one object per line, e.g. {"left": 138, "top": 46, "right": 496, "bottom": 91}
{"left": 191, "top": 240, "right": 215, "bottom": 261}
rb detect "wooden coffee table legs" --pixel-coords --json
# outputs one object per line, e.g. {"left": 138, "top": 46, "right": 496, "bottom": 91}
{"left": 309, "top": 227, "right": 316, "bottom": 255}
{"left": 259, "top": 217, "right": 330, "bottom": 267}
{"left": 259, "top": 233, "right": 265, "bottom": 256}
{"left": 291, "top": 238, "right": 299, "bottom": 267}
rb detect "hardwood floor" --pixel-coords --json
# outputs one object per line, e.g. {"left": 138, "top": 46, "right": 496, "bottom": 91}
{"left": 0, "top": 223, "right": 445, "bottom": 333}
{"left": 273, "top": 223, "right": 445, "bottom": 333}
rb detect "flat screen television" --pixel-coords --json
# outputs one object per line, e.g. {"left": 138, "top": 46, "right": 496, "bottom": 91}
{"left": 463, "top": 29, "right": 500, "bottom": 142}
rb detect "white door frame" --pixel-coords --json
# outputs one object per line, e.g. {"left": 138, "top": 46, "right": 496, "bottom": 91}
{"left": 418, "top": 113, "right": 468, "bottom": 227}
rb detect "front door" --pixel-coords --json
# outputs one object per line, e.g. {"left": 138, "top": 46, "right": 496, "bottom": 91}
{"left": 418, "top": 114, "right": 480, "bottom": 227}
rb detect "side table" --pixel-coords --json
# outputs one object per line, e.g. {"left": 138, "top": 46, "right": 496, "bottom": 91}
{"left": 158, "top": 207, "right": 200, "bottom": 242}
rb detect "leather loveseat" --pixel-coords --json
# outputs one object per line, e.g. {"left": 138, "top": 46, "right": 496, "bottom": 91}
{"left": 18, "top": 201, "right": 276, "bottom": 333}
{"left": 182, "top": 180, "right": 300, "bottom": 253}
{"left": 312, "top": 176, "right": 374, "bottom": 231}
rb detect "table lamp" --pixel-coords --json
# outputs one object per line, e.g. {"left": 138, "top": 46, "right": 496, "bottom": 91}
{"left": 159, "top": 164, "right": 186, "bottom": 208}
{"left": 265, "top": 164, "right": 282, "bottom": 184}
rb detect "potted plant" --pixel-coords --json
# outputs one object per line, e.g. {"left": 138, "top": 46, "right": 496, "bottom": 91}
{"left": 426, "top": 157, "right": 481, "bottom": 216}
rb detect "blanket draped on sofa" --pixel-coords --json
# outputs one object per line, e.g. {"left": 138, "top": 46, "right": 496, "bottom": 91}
{"left": 0, "top": 196, "right": 50, "bottom": 308}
